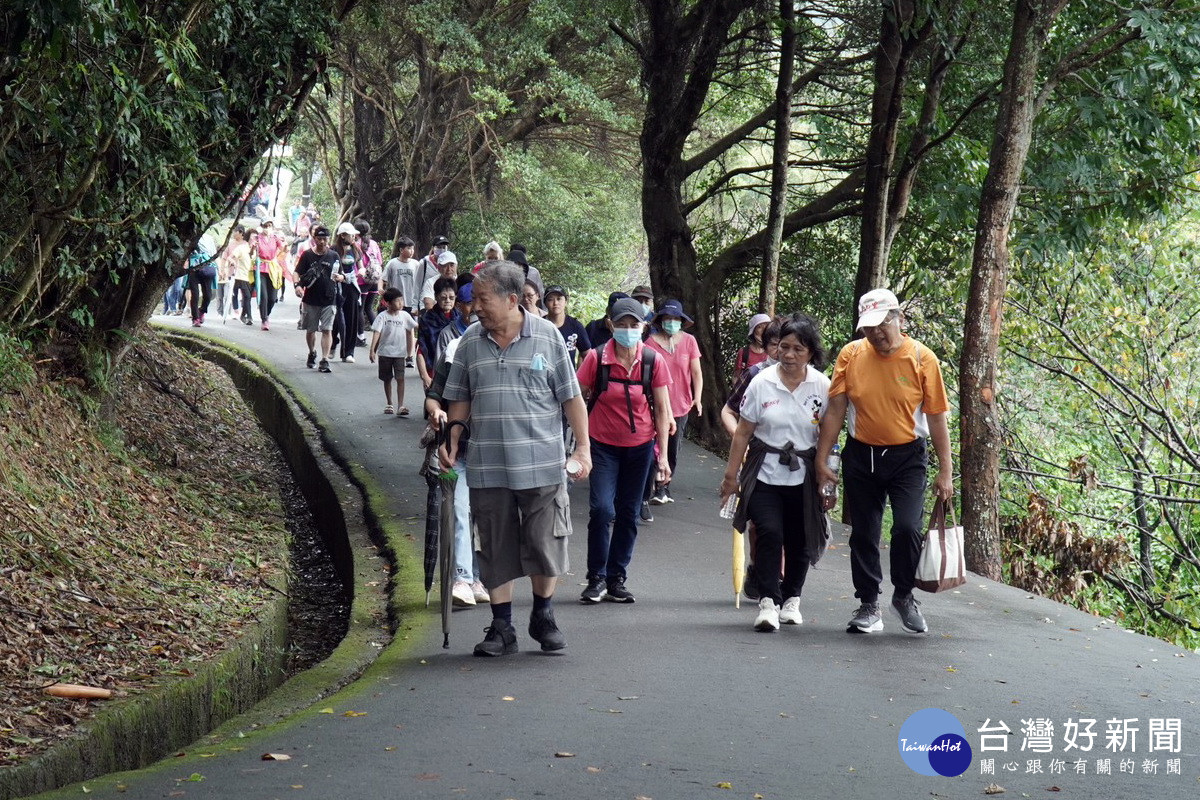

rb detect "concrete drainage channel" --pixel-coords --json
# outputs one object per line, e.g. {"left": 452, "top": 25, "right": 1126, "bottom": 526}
{"left": 0, "top": 333, "right": 394, "bottom": 800}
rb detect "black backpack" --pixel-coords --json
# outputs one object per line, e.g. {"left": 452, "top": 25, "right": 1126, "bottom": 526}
{"left": 586, "top": 348, "right": 657, "bottom": 434}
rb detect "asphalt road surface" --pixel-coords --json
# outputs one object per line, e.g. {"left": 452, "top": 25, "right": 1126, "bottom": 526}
{"left": 34, "top": 303, "right": 1200, "bottom": 800}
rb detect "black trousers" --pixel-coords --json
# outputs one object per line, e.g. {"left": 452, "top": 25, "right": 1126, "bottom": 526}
{"left": 746, "top": 481, "right": 810, "bottom": 606}
{"left": 257, "top": 274, "right": 278, "bottom": 322}
{"left": 843, "top": 436, "right": 928, "bottom": 603}
{"left": 188, "top": 268, "right": 214, "bottom": 320}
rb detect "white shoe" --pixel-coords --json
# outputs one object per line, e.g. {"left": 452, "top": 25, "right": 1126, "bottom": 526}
{"left": 779, "top": 596, "right": 803, "bottom": 625}
{"left": 471, "top": 580, "right": 491, "bottom": 604}
{"left": 343, "top": 355, "right": 355, "bottom": 363}
{"left": 451, "top": 580, "right": 476, "bottom": 607}
{"left": 754, "top": 597, "right": 780, "bottom": 632}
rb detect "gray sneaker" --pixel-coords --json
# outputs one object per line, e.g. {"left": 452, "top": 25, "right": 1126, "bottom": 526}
{"left": 847, "top": 601, "right": 883, "bottom": 633}
{"left": 892, "top": 594, "right": 929, "bottom": 633}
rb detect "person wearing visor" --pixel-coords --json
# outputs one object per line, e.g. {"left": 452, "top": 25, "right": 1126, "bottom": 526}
{"left": 576, "top": 298, "right": 673, "bottom": 604}
{"left": 815, "top": 288, "right": 954, "bottom": 636}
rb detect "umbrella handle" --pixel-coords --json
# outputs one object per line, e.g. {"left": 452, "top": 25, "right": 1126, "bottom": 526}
{"left": 444, "top": 419, "right": 471, "bottom": 457}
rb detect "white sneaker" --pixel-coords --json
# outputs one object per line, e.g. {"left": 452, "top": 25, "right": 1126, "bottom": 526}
{"left": 779, "top": 596, "right": 803, "bottom": 625}
{"left": 343, "top": 355, "right": 355, "bottom": 363}
{"left": 471, "top": 580, "right": 491, "bottom": 604}
{"left": 451, "top": 580, "right": 476, "bottom": 607}
{"left": 754, "top": 597, "right": 780, "bottom": 632}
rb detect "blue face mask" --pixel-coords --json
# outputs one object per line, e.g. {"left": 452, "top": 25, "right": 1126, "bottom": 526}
{"left": 612, "top": 328, "right": 642, "bottom": 348}
{"left": 662, "top": 320, "right": 683, "bottom": 335}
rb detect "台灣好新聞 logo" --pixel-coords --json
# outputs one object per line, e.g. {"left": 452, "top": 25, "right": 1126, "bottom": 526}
{"left": 898, "top": 708, "right": 973, "bottom": 777}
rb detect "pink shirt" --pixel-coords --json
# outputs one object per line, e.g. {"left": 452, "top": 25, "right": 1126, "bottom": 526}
{"left": 577, "top": 340, "right": 672, "bottom": 448}
{"left": 644, "top": 332, "right": 700, "bottom": 416}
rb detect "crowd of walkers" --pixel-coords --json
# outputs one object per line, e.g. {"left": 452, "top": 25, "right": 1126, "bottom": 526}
{"left": 169, "top": 217, "right": 955, "bottom": 657}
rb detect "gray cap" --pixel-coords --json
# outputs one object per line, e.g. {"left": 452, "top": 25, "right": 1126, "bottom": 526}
{"left": 608, "top": 298, "right": 647, "bottom": 323}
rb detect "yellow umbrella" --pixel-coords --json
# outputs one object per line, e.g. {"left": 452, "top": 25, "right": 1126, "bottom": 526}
{"left": 732, "top": 529, "right": 745, "bottom": 608}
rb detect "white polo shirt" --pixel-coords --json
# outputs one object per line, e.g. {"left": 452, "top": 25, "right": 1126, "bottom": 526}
{"left": 738, "top": 363, "right": 831, "bottom": 486}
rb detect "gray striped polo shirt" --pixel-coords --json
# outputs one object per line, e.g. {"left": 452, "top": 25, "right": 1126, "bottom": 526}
{"left": 443, "top": 309, "right": 580, "bottom": 489}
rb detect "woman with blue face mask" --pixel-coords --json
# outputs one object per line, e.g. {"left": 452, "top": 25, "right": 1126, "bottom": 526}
{"left": 575, "top": 298, "right": 674, "bottom": 605}
{"left": 641, "top": 299, "right": 704, "bottom": 516}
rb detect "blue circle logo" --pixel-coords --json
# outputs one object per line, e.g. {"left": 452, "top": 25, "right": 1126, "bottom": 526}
{"left": 898, "top": 708, "right": 973, "bottom": 777}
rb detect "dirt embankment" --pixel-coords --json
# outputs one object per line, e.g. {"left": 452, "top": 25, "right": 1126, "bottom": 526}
{"left": 0, "top": 333, "right": 288, "bottom": 767}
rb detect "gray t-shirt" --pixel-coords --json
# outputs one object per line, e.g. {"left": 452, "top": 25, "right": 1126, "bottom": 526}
{"left": 371, "top": 309, "right": 418, "bottom": 358}
{"left": 443, "top": 310, "right": 580, "bottom": 490}
{"left": 382, "top": 257, "right": 418, "bottom": 309}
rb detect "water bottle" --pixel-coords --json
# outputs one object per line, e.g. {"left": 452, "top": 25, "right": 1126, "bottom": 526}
{"left": 719, "top": 494, "right": 737, "bottom": 520}
{"left": 826, "top": 443, "right": 842, "bottom": 476}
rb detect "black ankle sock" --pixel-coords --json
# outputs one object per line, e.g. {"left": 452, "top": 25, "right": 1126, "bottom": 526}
{"left": 532, "top": 593, "right": 552, "bottom": 612}
{"left": 490, "top": 601, "right": 512, "bottom": 624}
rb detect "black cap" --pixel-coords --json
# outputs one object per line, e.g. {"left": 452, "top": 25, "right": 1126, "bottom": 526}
{"left": 312, "top": 225, "right": 331, "bottom": 238}
{"left": 544, "top": 285, "right": 568, "bottom": 299}
{"left": 432, "top": 235, "right": 450, "bottom": 247}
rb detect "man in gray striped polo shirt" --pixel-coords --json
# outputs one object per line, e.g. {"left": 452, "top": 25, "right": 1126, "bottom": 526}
{"left": 441, "top": 261, "right": 592, "bottom": 657}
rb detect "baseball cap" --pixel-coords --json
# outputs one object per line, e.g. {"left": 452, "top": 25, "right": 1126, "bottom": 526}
{"left": 544, "top": 285, "right": 568, "bottom": 299}
{"left": 456, "top": 283, "right": 474, "bottom": 303}
{"left": 432, "top": 235, "right": 450, "bottom": 247}
{"left": 312, "top": 225, "right": 331, "bottom": 238}
{"left": 335, "top": 221, "right": 359, "bottom": 238}
{"left": 631, "top": 284, "right": 653, "bottom": 301}
{"left": 609, "top": 298, "right": 646, "bottom": 324}
{"left": 437, "top": 250, "right": 458, "bottom": 266}
{"left": 856, "top": 288, "right": 900, "bottom": 330}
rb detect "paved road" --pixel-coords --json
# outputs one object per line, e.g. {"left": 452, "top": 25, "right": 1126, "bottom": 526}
{"left": 39, "top": 305, "right": 1200, "bottom": 799}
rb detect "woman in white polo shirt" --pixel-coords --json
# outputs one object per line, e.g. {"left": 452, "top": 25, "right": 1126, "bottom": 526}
{"left": 719, "top": 313, "right": 831, "bottom": 632}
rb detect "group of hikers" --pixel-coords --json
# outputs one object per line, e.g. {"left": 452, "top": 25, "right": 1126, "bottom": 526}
{"left": 170, "top": 217, "right": 955, "bottom": 657}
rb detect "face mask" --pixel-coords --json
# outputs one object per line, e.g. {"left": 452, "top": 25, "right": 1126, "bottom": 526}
{"left": 612, "top": 328, "right": 641, "bottom": 348}
{"left": 642, "top": 302, "right": 653, "bottom": 316}
{"left": 662, "top": 320, "right": 683, "bottom": 335}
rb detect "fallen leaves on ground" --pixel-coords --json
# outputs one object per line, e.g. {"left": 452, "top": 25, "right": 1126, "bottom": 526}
{"left": 0, "top": 334, "right": 288, "bottom": 766}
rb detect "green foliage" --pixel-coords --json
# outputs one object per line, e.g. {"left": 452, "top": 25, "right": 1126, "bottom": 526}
{"left": 0, "top": 326, "right": 35, "bottom": 397}
{"left": 1001, "top": 217, "right": 1200, "bottom": 647}
{"left": 0, "top": 0, "right": 345, "bottom": 355}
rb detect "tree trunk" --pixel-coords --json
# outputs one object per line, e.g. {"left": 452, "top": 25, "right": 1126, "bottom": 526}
{"left": 758, "top": 0, "right": 796, "bottom": 317}
{"left": 854, "top": 0, "right": 923, "bottom": 328}
{"left": 960, "top": 0, "right": 1068, "bottom": 580}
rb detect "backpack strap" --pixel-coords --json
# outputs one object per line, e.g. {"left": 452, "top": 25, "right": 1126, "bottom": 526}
{"left": 586, "top": 348, "right": 657, "bottom": 435}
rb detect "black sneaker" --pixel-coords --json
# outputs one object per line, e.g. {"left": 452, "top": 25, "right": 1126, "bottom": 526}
{"left": 318, "top": 359, "right": 331, "bottom": 373}
{"left": 663, "top": 485, "right": 675, "bottom": 503}
{"left": 892, "top": 594, "right": 929, "bottom": 633}
{"left": 604, "top": 579, "right": 635, "bottom": 603}
{"left": 649, "top": 486, "right": 668, "bottom": 505}
{"left": 580, "top": 578, "right": 607, "bottom": 604}
{"left": 306, "top": 351, "right": 317, "bottom": 369}
{"left": 639, "top": 501, "right": 654, "bottom": 523}
{"left": 528, "top": 606, "right": 566, "bottom": 651}
{"left": 473, "top": 619, "right": 518, "bottom": 657}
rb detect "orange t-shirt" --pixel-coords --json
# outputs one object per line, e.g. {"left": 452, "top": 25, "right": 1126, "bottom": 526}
{"left": 828, "top": 336, "right": 949, "bottom": 446}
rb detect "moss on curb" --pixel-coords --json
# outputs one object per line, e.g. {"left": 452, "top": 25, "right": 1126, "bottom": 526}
{"left": 0, "top": 331, "right": 400, "bottom": 800}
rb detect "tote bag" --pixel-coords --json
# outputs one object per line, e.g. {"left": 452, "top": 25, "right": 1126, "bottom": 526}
{"left": 915, "top": 498, "right": 967, "bottom": 593}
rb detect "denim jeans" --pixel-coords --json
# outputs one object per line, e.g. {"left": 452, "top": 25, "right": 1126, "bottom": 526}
{"left": 588, "top": 439, "right": 655, "bottom": 583}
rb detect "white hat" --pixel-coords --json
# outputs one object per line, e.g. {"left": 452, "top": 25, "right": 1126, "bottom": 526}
{"left": 437, "top": 250, "right": 458, "bottom": 266}
{"left": 335, "top": 221, "right": 359, "bottom": 238}
{"left": 746, "top": 313, "right": 772, "bottom": 338}
{"left": 856, "top": 288, "right": 900, "bottom": 330}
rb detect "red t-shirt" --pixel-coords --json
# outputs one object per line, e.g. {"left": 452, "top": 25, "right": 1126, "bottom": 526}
{"left": 577, "top": 341, "right": 672, "bottom": 448}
